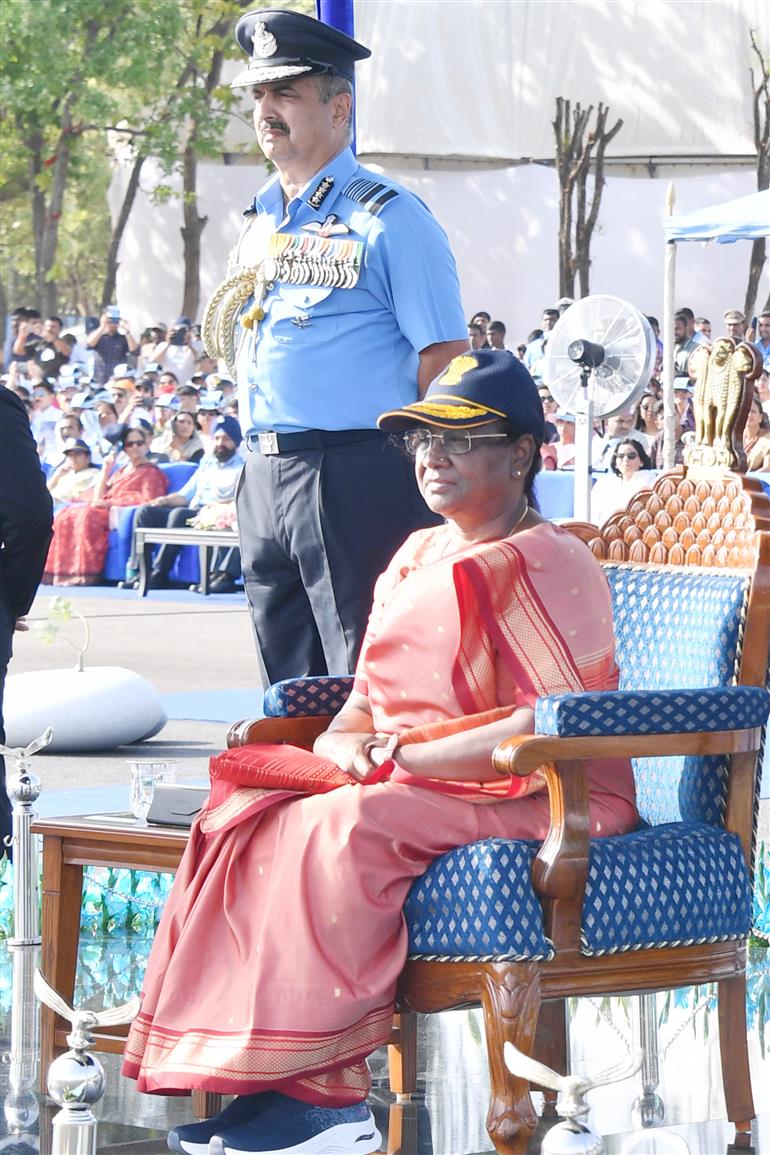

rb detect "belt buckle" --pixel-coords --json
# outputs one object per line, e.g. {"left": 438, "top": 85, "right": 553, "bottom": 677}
{"left": 258, "top": 431, "right": 280, "bottom": 455}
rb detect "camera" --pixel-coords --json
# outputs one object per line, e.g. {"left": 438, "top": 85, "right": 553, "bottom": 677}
{"left": 169, "top": 327, "right": 188, "bottom": 346}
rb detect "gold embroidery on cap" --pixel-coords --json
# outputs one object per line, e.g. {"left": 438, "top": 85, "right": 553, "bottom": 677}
{"left": 437, "top": 355, "right": 478, "bottom": 386}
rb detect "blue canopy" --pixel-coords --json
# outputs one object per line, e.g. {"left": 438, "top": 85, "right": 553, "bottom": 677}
{"left": 664, "top": 189, "right": 770, "bottom": 244}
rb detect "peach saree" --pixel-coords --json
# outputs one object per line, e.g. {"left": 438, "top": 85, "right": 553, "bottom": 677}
{"left": 123, "top": 523, "right": 636, "bottom": 1103}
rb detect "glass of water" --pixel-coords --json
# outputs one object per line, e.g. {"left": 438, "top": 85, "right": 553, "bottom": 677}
{"left": 128, "top": 761, "right": 178, "bottom": 824}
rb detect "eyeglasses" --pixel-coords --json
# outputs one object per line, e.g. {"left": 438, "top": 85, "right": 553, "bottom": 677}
{"left": 615, "top": 451, "right": 639, "bottom": 461}
{"left": 401, "top": 429, "right": 510, "bottom": 456}
{"left": 123, "top": 439, "right": 145, "bottom": 448}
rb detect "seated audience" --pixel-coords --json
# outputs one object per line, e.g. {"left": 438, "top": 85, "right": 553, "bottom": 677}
{"left": 46, "top": 438, "right": 100, "bottom": 504}
{"left": 590, "top": 437, "right": 655, "bottom": 526}
{"left": 554, "top": 411, "right": 576, "bottom": 468}
{"left": 151, "top": 409, "right": 205, "bottom": 463}
{"left": 650, "top": 399, "right": 686, "bottom": 469}
{"left": 44, "top": 424, "right": 167, "bottom": 585}
{"left": 743, "top": 393, "right": 770, "bottom": 472}
{"left": 633, "top": 392, "right": 658, "bottom": 443}
{"left": 30, "top": 381, "right": 61, "bottom": 464}
{"left": 133, "top": 416, "right": 243, "bottom": 592}
{"left": 122, "top": 351, "right": 637, "bottom": 1155}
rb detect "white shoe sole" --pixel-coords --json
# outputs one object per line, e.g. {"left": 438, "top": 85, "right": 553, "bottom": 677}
{"left": 212, "top": 1113, "right": 382, "bottom": 1155}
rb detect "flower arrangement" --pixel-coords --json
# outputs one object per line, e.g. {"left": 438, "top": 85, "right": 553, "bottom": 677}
{"left": 186, "top": 501, "right": 238, "bottom": 531}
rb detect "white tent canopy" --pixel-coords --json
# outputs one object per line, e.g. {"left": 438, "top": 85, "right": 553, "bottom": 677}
{"left": 664, "top": 190, "right": 770, "bottom": 244}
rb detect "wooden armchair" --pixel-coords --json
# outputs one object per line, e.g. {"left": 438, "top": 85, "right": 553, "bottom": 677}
{"left": 227, "top": 340, "right": 769, "bottom": 1153}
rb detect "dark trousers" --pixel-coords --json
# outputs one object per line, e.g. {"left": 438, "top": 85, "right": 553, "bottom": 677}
{"left": 236, "top": 434, "right": 438, "bottom": 682}
{"left": 133, "top": 506, "right": 241, "bottom": 579}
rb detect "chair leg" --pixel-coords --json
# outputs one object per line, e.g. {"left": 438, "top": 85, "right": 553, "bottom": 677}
{"left": 387, "top": 1011, "right": 418, "bottom": 1099}
{"left": 192, "top": 1091, "right": 222, "bottom": 1119}
{"left": 533, "top": 999, "right": 568, "bottom": 1117}
{"left": 479, "top": 962, "right": 541, "bottom": 1155}
{"left": 717, "top": 974, "right": 755, "bottom": 1147}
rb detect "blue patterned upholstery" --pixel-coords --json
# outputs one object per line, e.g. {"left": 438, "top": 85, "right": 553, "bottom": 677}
{"left": 605, "top": 566, "right": 749, "bottom": 690}
{"left": 404, "top": 839, "right": 552, "bottom": 961}
{"left": 581, "top": 823, "right": 751, "bottom": 954}
{"left": 604, "top": 565, "right": 751, "bottom": 827}
{"left": 535, "top": 686, "right": 769, "bottom": 737}
{"left": 263, "top": 676, "right": 353, "bottom": 718}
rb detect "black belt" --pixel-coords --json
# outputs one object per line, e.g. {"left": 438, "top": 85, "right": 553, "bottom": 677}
{"left": 246, "top": 429, "right": 384, "bottom": 455}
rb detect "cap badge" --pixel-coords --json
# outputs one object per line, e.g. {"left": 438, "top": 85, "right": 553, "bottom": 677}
{"left": 252, "top": 20, "right": 278, "bottom": 59}
{"left": 438, "top": 355, "right": 479, "bottom": 387}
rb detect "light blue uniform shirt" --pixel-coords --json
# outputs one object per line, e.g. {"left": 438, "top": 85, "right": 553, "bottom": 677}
{"left": 177, "top": 454, "right": 243, "bottom": 510}
{"left": 234, "top": 147, "right": 466, "bottom": 435}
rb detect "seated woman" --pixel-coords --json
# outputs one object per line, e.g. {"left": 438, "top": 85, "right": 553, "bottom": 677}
{"left": 743, "top": 392, "right": 770, "bottom": 472}
{"left": 123, "top": 352, "right": 637, "bottom": 1155}
{"left": 151, "top": 409, "right": 205, "bottom": 463}
{"left": 44, "top": 424, "right": 167, "bottom": 585}
{"left": 590, "top": 436, "right": 656, "bottom": 527}
{"left": 46, "top": 437, "right": 100, "bottom": 504}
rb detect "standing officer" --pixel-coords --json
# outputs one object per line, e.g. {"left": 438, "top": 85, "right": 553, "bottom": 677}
{"left": 0, "top": 386, "right": 54, "bottom": 851}
{"left": 204, "top": 8, "right": 468, "bottom": 683}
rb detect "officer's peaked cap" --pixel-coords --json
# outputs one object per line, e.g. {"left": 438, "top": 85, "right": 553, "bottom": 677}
{"left": 232, "top": 9, "right": 370, "bottom": 90}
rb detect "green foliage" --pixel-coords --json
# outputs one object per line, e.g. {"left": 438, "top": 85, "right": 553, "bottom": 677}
{"left": 0, "top": 0, "right": 251, "bottom": 315}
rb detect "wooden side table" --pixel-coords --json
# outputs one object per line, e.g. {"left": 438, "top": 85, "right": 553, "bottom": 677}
{"left": 31, "top": 815, "right": 192, "bottom": 1081}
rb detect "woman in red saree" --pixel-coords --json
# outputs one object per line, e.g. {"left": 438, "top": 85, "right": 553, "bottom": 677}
{"left": 123, "top": 352, "right": 637, "bottom": 1155}
{"left": 44, "top": 425, "right": 167, "bottom": 585}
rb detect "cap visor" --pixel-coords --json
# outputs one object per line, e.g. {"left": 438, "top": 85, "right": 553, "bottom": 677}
{"left": 378, "top": 395, "right": 505, "bottom": 432}
{"left": 231, "top": 62, "right": 313, "bottom": 89}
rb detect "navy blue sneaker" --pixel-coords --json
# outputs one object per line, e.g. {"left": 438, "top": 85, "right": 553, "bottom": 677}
{"left": 207, "top": 1094, "right": 381, "bottom": 1154}
{"left": 168, "top": 1093, "right": 279, "bottom": 1155}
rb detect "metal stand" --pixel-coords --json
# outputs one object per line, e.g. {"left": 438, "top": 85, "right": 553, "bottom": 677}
{"left": 631, "top": 993, "right": 665, "bottom": 1128}
{"left": 1, "top": 729, "right": 53, "bottom": 1147}
{"left": 34, "top": 972, "right": 139, "bottom": 1155}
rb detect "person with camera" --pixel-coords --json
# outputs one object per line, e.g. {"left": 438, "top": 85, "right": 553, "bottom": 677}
{"left": 86, "top": 306, "right": 140, "bottom": 384}
{"left": 146, "top": 319, "right": 202, "bottom": 385}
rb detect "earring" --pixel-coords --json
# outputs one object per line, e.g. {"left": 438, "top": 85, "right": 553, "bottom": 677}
{"left": 512, "top": 468, "right": 522, "bottom": 477}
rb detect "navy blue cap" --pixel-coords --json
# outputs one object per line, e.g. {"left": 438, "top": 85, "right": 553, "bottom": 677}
{"left": 232, "top": 9, "right": 370, "bottom": 89}
{"left": 62, "top": 438, "right": 91, "bottom": 455}
{"left": 378, "top": 350, "right": 545, "bottom": 441}
{"left": 213, "top": 414, "right": 243, "bottom": 447}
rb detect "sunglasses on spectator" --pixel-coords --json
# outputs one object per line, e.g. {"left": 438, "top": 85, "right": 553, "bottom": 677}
{"left": 615, "top": 451, "right": 639, "bottom": 461}
{"left": 123, "top": 438, "right": 145, "bottom": 448}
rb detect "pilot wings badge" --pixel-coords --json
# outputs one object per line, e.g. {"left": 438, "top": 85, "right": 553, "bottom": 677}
{"left": 302, "top": 214, "right": 350, "bottom": 237}
{"left": 252, "top": 20, "right": 278, "bottom": 58}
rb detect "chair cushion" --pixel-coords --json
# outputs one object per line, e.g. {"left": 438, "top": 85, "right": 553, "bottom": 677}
{"left": 535, "top": 685, "right": 770, "bottom": 737}
{"left": 404, "top": 823, "right": 751, "bottom": 962}
{"left": 263, "top": 676, "right": 354, "bottom": 718}
{"left": 404, "top": 838, "right": 553, "bottom": 962}
{"left": 581, "top": 822, "right": 752, "bottom": 955}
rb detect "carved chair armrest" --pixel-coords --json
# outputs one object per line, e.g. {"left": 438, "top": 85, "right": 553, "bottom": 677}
{"left": 493, "top": 686, "right": 769, "bottom": 951}
{"left": 227, "top": 714, "right": 332, "bottom": 750}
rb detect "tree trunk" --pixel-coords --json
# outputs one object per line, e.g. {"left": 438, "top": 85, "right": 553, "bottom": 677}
{"left": 27, "top": 128, "right": 46, "bottom": 312}
{"left": 38, "top": 96, "right": 78, "bottom": 317}
{"left": 553, "top": 98, "right": 620, "bottom": 301}
{"left": 746, "top": 28, "right": 769, "bottom": 321}
{"left": 180, "top": 137, "right": 207, "bottom": 321}
{"left": 101, "top": 152, "right": 146, "bottom": 309}
{"left": 744, "top": 238, "right": 767, "bottom": 323}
